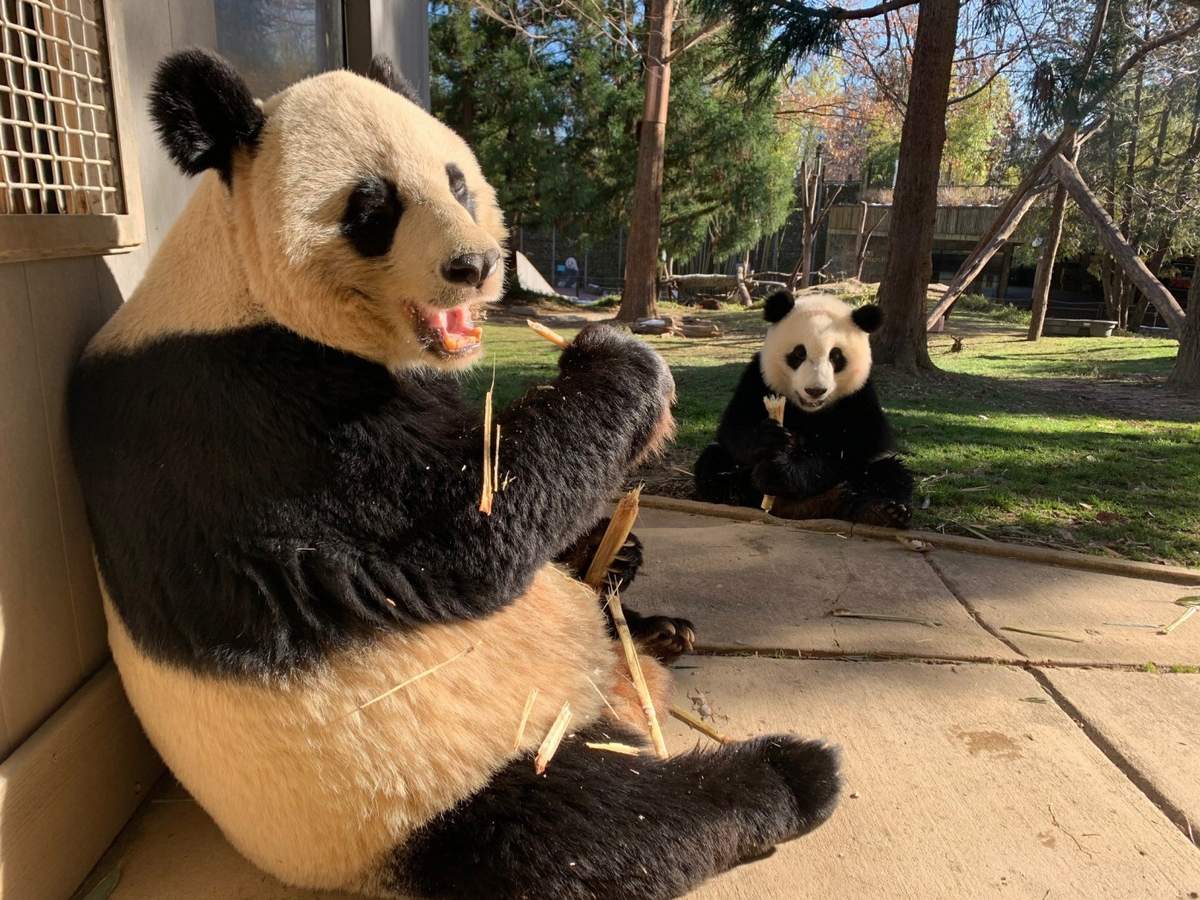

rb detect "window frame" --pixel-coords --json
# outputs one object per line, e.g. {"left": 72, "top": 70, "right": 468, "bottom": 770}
{"left": 0, "top": 0, "right": 144, "bottom": 263}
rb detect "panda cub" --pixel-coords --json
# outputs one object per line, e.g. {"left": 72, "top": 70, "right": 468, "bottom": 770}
{"left": 695, "top": 290, "right": 914, "bottom": 526}
{"left": 69, "top": 51, "right": 839, "bottom": 898}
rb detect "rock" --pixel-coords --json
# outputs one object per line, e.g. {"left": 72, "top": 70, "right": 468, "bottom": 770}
{"left": 697, "top": 297, "right": 722, "bottom": 310}
{"left": 631, "top": 317, "right": 676, "bottom": 335}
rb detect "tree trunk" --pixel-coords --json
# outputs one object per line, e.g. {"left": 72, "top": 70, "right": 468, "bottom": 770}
{"left": 1168, "top": 252, "right": 1200, "bottom": 389}
{"left": 1027, "top": 181, "right": 1069, "bottom": 340}
{"left": 617, "top": 0, "right": 675, "bottom": 322}
{"left": 873, "top": 0, "right": 960, "bottom": 371}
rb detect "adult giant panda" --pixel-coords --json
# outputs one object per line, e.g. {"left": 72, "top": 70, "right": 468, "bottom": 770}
{"left": 694, "top": 290, "right": 914, "bottom": 526}
{"left": 69, "top": 51, "right": 839, "bottom": 898}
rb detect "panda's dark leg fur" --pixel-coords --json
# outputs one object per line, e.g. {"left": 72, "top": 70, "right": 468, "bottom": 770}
{"left": 843, "top": 456, "right": 915, "bottom": 528}
{"left": 557, "top": 518, "right": 696, "bottom": 659}
{"left": 693, "top": 442, "right": 758, "bottom": 507}
{"left": 389, "top": 722, "right": 840, "bottom": 900}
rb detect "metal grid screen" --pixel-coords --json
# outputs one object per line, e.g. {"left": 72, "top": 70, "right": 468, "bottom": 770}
{"left": 0, "top": 0, "right": 123, "bottom": 215}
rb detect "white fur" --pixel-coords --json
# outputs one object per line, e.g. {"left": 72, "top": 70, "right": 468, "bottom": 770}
{"left": 90, "top": 71, "right": 506, "bottom": 371}
{"left": 104, "top": 566, "right": 616, "bottom": 892}
{"left": 760, "top": 296, "right": 872, "bottom": 412}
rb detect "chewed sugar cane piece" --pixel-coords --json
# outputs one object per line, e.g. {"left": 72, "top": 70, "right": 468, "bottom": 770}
{"left": 583, "top": 486, "right": 642, "bottom": 590}
{"left": 760, "top": 394, "right": 788, "bottom": 512}
{"left": 479, "top": 378, "right": 495, "bottom": 514}
{"left": 526, "top": 319, "right": 570, "bottom": 349}
{"left": 534, "top": 701, "right": 572, "bottom": 775}
{"left": 513, "top": 687, "right": 539, "bottom": 750}
{"left": 585, "top": 741, "right": 642, "bottom": 756}
{"left": 607, "top": 589, "right": 669, "bottom": 759}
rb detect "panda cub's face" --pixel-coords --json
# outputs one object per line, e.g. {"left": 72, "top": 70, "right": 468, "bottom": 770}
{"left": 151, "top": 52, "right": 506, "bottom": 370}
{"left": 759, "top": 291, "right": 882, "bottom": 412}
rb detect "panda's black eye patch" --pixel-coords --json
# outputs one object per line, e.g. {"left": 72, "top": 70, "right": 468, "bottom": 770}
{"left": 785, "top": 344, "right": 807, "bottom": 369}
{"left": 342, "top": 176, "right": 403, "bottom": 257}
{"left": 830, "top": 347, "right": 847, "bottom": 373}
{"left": 446, "top": 162, "right": 475, "bottom": 220}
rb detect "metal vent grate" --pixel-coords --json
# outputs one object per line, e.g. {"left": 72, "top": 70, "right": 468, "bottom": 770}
{"left": 0, "top": 0, "right": 123, "bottom": 215}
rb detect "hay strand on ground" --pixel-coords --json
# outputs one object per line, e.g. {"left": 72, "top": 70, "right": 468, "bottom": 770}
{"left": 607, "top": 589, "right": 669, "bottom": 759}
{"left": 534, "top": 701, "right": 573, "bottom": 774}
{"left": 584, "top": 487, "right": 643, "bottom": 590}
{"left": 669, "top": 705, "right": 730, "bottom": 744}
{"left": 760, "top": 395, "right": 787, "bottom": 512}
{"left": 1000, "top": 626, "right": 1084, "bottom": 644}
{"left": 527, "top": 319, "right": 570, "bottom": 349}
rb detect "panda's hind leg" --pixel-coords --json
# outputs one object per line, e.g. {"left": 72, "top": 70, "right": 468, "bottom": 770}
{"left": 844, "top": 456, "right": 915, "bottom": 528}
{"left": 386, "top": 722, "right": 840, "bottom": 900}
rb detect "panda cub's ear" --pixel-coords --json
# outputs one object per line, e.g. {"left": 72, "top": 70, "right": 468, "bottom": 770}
{"left": 763, "top": 290, "right": 795, "bottom": 324}
{"left": 851, "top": 304, "right": 883, "bottom": 334}
{"left": 149, "top": 49, "right": 264, "bottom": 184}
{"left": 366, "top": 54, "right": 421, "bottom": 105}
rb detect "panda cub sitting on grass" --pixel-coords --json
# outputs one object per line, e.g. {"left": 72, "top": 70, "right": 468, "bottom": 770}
{"left": 695, "top": 290, "right": 914, "bottom": 527}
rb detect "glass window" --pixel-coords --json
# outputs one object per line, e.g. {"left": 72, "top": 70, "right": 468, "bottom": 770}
{"left": 214, "top": 0, "right": 344, "bottom": 98}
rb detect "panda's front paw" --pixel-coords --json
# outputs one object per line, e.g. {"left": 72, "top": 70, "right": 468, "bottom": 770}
{"left": 752, "top": 456, "right": 797, "bottom": 497}
{"left": 752, "top": 417, "right": 791, "bottom": 460}
{"left": 626, "top": 610, "right": 696, "bottom": 661}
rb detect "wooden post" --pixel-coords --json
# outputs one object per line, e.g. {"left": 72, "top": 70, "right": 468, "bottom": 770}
{"left": 996, "top": 243, "right": 1013, "bottom": 301}
{"left": 1045, "top": 148, "right": 1186, "bottom": 333}
{"left": 1027, "top": 181, "right": 1069, "bottom": 340}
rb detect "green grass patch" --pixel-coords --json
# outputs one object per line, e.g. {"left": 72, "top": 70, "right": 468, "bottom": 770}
{"left": 474, "top": 307, "right": 1200, "bottom": 566}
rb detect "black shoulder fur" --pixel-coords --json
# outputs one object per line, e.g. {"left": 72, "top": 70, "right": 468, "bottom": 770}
{"left": 69, "top": 324, "right": 671, "bottom": 676}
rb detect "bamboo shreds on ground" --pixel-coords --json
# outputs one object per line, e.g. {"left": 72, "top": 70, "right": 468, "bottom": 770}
{"left": 669, "top": 705, "right": 730, "bottom": 744}
{"left": 1158, "top": 599, "right": 1200, "bottom": 635}
{"left": 479, "top": 373, "right": 495, "bottom": 515}
{"left": 534, "top": 701, "right": 573, "bottom": 775}
{"left": 527, "top": 319, "right": 570, "bottom": 349}
{"left": 514, "top": 687, "right": 539, "bottom": 750}
{"left": 1000, "top": 626, "right": 1085, "bottom": 644}
{"left": 607, "top": 589, "right": 669, "bottom": 759}
{"left": 584, "top": 486, "right": 643, "bottom": 590}
{"left": 760, "top": 395, "right": 787, "bottom": 512}
{"left": 585, "top": 741, "right": 643, "bottom": 756}
{"left": 832, "top": 608, "right": 943, "bottom": 628}
{"left": 338, "top": 642, "right": 481, "bottom": 721}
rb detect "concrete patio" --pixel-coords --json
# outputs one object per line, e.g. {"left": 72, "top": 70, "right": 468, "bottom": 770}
{"left": 79, "top": 502, "right": 1200, "bottom": 900}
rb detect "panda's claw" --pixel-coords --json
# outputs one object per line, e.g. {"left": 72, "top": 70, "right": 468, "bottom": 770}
{"left": 628, "top": 613, "right": 697, "bottom": 661}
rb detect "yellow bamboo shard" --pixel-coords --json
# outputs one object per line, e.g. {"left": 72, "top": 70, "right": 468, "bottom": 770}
{"left": 514, "top": 687, "right": 539, "bottom": 750}
{"left": 584, "top": 486, "right": 642, "bottom": 590}
{"left": 669, "top": 704, "right": 730, "bottom": 744}
{"left": 607, "top": 589, "right": 669, "bottom": 759}
{"left": 534, "top": 701, "right": 573, "bottom": 775}
{"left": 526, "top": 319, "right": 570, "bottom": 349}
{"left": 761, "top": 394, "right": 787, "bottom": 512}
{"left": 339, "top": 642, "right": 481, "bottom": 721}
{"left": 585, "top": 741, "right": 643, "bottom": 756}
{"left": 479, "top": 367, "right": 496, "bottom": 515}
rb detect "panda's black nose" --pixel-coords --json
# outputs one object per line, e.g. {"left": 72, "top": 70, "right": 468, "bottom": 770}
{"left": 442, "top": 249, "right": 499, "bottom": 286}
{"left": 805, "top": 387, "right": 828, "bottom": 399}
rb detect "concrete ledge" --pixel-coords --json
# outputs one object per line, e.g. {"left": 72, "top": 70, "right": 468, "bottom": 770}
{"left": 638, "top": 495, "right": 1200, "bottom": 587}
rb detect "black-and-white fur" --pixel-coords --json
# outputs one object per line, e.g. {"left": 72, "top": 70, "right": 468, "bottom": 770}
{"left": 69, "top": 52, "right": 838, "bottom": 898}
{"left": 695, "top": 290, "right": 914, "bottom": 526}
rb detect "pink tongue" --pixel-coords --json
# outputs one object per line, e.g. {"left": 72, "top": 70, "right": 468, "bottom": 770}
{"left": 445, "top": 305, "right": 474, "bottom": 335}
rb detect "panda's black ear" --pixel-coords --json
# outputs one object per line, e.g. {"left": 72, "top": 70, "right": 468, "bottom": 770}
{"left": 149, "top": 49, "right": 263, "bottom": 184}
{"left": 366, "top": 54, "right": 420, "bottom": 104}
{"left": 851, "top": 304, "right": 883, "bottom": 334}
{"left": 763, "top": 290, "right": 795, "bottom": 324}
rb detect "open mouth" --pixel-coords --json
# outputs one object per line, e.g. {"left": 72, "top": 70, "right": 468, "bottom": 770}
{"left": 411, "top": 302, "right": 483, "bottom": 358}
{"left": 794, "top": 395, "right": 826, "bottom": 411}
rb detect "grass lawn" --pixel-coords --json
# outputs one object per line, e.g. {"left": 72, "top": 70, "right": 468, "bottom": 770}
{"left": 469, "top": 297, "right": 1200, "bottom": 567}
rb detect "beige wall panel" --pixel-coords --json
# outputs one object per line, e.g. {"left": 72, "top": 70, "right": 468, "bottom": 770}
{"left": 0, "top": 264, "right": 81, "bottom": 754}
{"left": 0, "top": 664, "right": 162, "bottom": 900}
{"left": 25, "top": 259, "right": 113, "bottom": 672}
